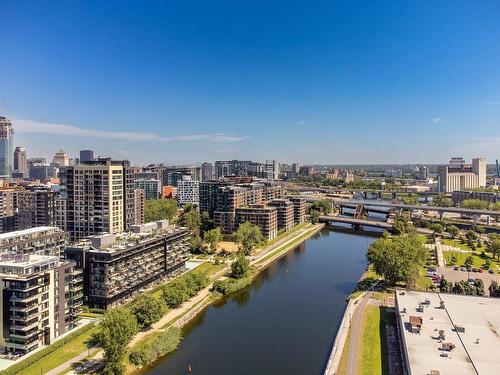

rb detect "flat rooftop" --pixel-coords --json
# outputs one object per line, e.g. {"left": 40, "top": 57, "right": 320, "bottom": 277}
{"left": 396, "top": 290, "right": 500, "bottom": 375}
{"left": 0, "top": 226, "right": 61, "bottom": 240}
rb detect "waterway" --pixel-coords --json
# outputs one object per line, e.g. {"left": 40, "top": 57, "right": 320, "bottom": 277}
{"left": 145, "top": 227, "right": 378, "bottom": 375}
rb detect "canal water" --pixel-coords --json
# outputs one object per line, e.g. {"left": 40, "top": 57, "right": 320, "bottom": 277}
{"left": 145, "top": 227, "right": 378, "bottom": 375}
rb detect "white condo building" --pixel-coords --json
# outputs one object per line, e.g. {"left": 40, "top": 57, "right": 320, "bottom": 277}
{"left": 177, "top": 175, "right": 199, "bottom": 206}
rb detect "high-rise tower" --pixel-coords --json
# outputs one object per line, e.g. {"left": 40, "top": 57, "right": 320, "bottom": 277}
{"left": 0, "top": 117, "right": 14, "bottom": 178}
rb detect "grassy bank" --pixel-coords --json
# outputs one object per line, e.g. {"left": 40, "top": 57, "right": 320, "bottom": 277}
{"left": 3, "top": 323, "right": 98, "bottom": 375}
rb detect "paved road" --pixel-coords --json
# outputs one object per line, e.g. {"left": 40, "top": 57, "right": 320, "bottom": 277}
{"left": 45, "top": 348, "right": 98, "bottom": 375}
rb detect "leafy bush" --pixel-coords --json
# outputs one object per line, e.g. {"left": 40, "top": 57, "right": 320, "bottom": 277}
{"left": 161, "top": 272, "right": 208, "bottom": 308}
{"left": 0, "top": 324, "right": 95, "bottom": 375}
{"left": 129, "top": 327, "right": 182, "bottom": 367}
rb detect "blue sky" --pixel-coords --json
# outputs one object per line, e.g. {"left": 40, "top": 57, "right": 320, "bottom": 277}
{"left": 1, "top": 1, "right": 500, "bottom": 165}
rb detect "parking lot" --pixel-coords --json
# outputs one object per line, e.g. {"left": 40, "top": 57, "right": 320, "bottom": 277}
{"left": 437, "top": 266, "right": 500, "bottom": 295}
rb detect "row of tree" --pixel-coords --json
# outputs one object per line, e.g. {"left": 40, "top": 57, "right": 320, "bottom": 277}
{"left": 93, "top": 291, "right": 168, "bottom": 375}
{"left": 439, "top": 278, "right": 485, "bottom": 296}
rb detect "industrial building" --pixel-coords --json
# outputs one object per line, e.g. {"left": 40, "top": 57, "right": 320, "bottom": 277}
{"left": 438, "top": 157, "right": 487, "bottom": 192}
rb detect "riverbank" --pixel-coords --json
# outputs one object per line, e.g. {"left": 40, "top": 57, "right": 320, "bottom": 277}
{"left": 124, "top": 223, "right": 324, "bottom": 374}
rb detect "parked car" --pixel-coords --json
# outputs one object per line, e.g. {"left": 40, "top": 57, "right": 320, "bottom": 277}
{"left": 453, "top": 266, "right": 459, "bottom": 271}
{"left": 472, "top": 268, "right": 478, "bottom": 273}
{"left": 478, "top": 268, "right": 483, "bottom": 273}
{"left": 489, "top": 269, "right": 495, "bottom": 274}
{"left": 460, "top": 267, "right": 466, "bottom": 272}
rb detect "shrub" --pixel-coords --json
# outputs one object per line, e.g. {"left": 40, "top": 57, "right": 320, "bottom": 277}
{"left": 129, "top": 327, "right": 182, "bottom": 367}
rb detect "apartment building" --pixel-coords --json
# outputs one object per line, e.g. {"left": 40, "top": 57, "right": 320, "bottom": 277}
{"left": 268, "top": 199, "right": 294, "bottom": 231}
{"left": 64, "top": 222, "right": 190, "bottom": 309}
{"left": 289, "top": 197, "right": 306, "bottom": 225}
{"left": 134, "top": 178, "right": 161, "bottom": 199}
{"left": 235, "top": 205, "right": 278, "bottom": 240}
{"left": 134, "top": 189, "right": 145, "bottom": 225}
{"left": 164, "top": 166, "right": 201, "bottom": 186}
{"left": 177, "top": 176, "right": 199, "bottom": 207}
{"left": 0, "top": 188, "right": 57, "bottom": 233}
{"left": 438, "top": 157, "right": 487, "bottom": 193}
{"left": 59, "top": 159, "right": 141, "bottom": 241}
{"left": 0, "top": 226, "right": 67, "bottom": 256}
{"left": 201, "top": 162, "right": 213, "bottom": 181}
{"left": 0, "top": 254, "right": 83, "bottom": 354}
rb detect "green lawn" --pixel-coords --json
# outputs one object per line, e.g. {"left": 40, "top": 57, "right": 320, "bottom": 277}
{"left": 442, "top": 238, "right": 475, "bottom": 252}
{"left": 255, "top": 223, "right": 308, "bottom": 252}
{"left": 358, "top": 305, "right": 382, "bottom": 375}
{"left": 357, "top": 305, "right": 394, "bottom": 375}
{"left": 15, "top": 325, "right": 99, "bottom": 375}
{"left": 443, "top": 251, "right": 498, "bottom": 271}
{"left": 336, "top": 327, "right": 351, "bottom": 375}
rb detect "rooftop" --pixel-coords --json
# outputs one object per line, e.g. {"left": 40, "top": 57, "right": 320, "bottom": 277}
{"left": 396, "top": 290, "right": 500, "bottom": 375}
{"left": 0, "top": 226, "right": 62, "bottom": 241}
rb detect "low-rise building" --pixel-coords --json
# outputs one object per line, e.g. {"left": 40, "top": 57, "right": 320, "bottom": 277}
{"left": 395, "top": 291, "right": 500, "bottom": 375}
{"left": 235, "top": 205, "right": 278, "bottom": 240}
{"left": 0, "top": 253, "right": 82, "bottom": 354}
{"left": 64, "top": 222, "right": 190, "bottom": 309}
{"left": 268, "top": 199, "right": 294, "bottom": 231}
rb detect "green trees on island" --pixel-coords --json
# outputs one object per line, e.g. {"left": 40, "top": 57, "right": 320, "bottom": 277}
{"left": 144, "top": 199, "right": 178, "bottom": 223}
{"left": 366, "top": 235, "right": 427, "bottom": 287}
{"left": 94, "top": 308, "right": 138, "bottom": 375}
{"left": 235, "top": 222, "right": 265, "bottom": 255}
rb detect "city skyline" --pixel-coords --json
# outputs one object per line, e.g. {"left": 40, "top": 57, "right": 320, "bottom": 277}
{"left": 2, "top": 1, "right": 500, "bottom": 164}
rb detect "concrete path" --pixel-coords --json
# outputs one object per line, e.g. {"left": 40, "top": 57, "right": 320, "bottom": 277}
{"left": 344, "top": 293, "right": 371, "bottom": 375}
{"left": 44, "top": 347, "right": 98, "bottom": 375}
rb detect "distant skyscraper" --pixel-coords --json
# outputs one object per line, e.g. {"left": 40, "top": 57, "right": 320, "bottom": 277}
{"left": 0, "top": 117, "right": 14, "bottom": 178}
{"left": 53, "top": 149, "right": 70, "bottom": 167}
{"left": 13, "top": 146, "right": 27, "bottom": 177}
{"left": 201, "top": 162, "right": 213, "bottom": 181}
{"left": 80, "top": 149, "right": 94, "bottom": 163}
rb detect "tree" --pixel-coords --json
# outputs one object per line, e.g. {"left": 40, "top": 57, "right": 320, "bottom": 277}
{"left": 492, "top": 202, "right": 500, "bottom": 211}
{"left": 433, "top": 194, "right": 453, "bottom": 207}
{"left": 393, "top": 214, "right": 410, "bottom": 235}
{"left": 366, "top": 235, "right": 427, "bottom": 286}
{"left": 162, "top": 283, "right": 190, "bottom": 308}
{"left": 447, "top": 225, "right": 459, "bottom": 238}
{"left": 464, "top": 255, "right": 474, "bottom": 269}
{"left": 461, "top": 199, "right": 489, "bottom": 210}
{"left": 310, "top": 210, "right": 320, "bottom": 224}
{"left": 490, "top": 281, "right": 500, "bottom": 297}
{"left": 429, "top": 223, "right": 444, "bottom": 234}
{"left": 200, "top": 211, "right": 215, "bottom": 233}
{"left": 310, "top": 199, "right": 332, "bottom": 214}
{"left": 144, "top": 199, "right": 178, "bottom": 223}
{"left": 189, "top": 235, "right": 203, "bottom": 253}
{"left": 179, "top": 207, "right": 201, "bottom": 234}
{"left": 450, "top": 254, "right": 457, "bottom": 265}
{"left": 403, "top": 196, "right": 417, "bottom": 205}
{"left": 204, "top": 228, "right": 223, "bottom": 254}
{"left": 95, "top": 308, "right": 138, "bottom": 375}
{"left": 491, "top": 239, "right": 500, "bottom": 260}
{"left": 231, "top": 252, "right": 250, "bottom": 279}
{"left": 131, "top": 293, "right": 167, "bottom": 329}
{"left": 234, "top": 222, "right": 265, "bottom": 255}
{"left": 466, "top": 230, "right": 478, "bottom": 242}
{"left": 440, "top": 278, "right": 452, "bottom": 293}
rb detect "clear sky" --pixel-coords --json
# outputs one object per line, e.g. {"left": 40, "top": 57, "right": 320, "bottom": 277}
{"left": 1, "top": 1, "right": 500, "bottom": 165}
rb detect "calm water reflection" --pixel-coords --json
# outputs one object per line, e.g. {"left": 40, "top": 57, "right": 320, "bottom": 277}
{"left": 145, "top": 227, "right": 377, "bottom": 375}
